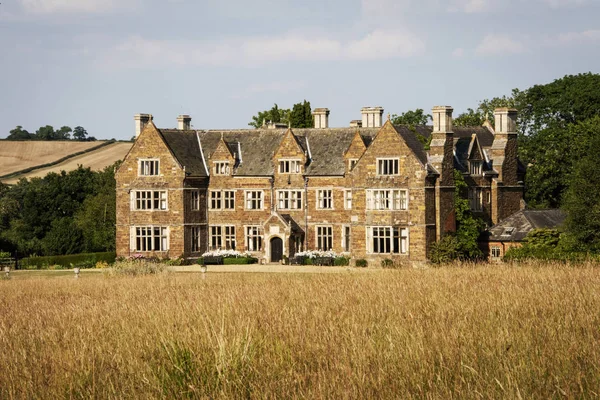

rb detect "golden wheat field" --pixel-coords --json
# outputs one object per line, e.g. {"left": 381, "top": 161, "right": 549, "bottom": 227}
{"left": 1, "top": 263, "right": 599, "bottom": 399}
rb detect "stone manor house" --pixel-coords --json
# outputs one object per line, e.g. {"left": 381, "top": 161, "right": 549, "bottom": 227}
{"left": 115, "top": 106, "right": 524, "bottom": 264}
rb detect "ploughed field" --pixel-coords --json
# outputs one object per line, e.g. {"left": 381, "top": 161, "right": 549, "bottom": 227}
{"left": 0, "top": 141, "right": 132, "bottom": 183}
{"left": 1, "top": 264, "right": 599, "bottom": 398}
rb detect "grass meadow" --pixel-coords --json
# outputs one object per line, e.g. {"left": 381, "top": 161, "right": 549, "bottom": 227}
{"left": 1, "top": 263, "right": 599, "bottom": 398}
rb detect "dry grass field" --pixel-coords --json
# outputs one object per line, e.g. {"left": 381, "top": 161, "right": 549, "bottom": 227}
{"left": 1, "top": 263, "right": 599, "bottom": 398}
{"left": 0, "top": 141, "right": 106, "bottom": 176}
{"left": 1, "top": 142, "right": 132, "bottom": 184}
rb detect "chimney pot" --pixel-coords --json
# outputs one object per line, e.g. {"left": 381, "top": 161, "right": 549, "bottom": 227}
{"left": 134, "top": 113, "right": 152, "bottom": 138}
{"left": 177, "top": 114, "right": 192, "bottom": 130}
{"left": 431, "top": 106, "right": 453, "bottom": 133}
{"left": 493, "top": 108, "right": 517, "bottom": 134}
{"left": 312, "top": 108, "right": 330, "bottom": 128}
{"left": 361, "top": 107, "right": 384, "bottom": 128}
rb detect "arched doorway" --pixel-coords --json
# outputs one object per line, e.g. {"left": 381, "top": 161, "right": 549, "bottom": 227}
{"left": 270, "top": 237, "right": 283, "bottom": 263}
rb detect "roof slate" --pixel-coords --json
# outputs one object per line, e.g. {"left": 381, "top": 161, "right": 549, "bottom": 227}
{"left": 486, "top": 209, "right": 566, "bottom": 242}
{"left": 157, "top": 124, "right": 497, "bottom": 177}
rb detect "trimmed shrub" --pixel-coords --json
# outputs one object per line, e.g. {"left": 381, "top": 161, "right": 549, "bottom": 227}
{"left": 334, "top": 257, "right": 350, "bottom": 266}
{"left": 20, "top": 252, "right": 116, "bottom": 269}
{"left": 381, "top": 259, "right": 394, "bottom": 268}
{"left": 223, "top": 257, "right": 258, "bottom": 265}
{"left": 355, "top": 259, "right": 368, "bottom": 268}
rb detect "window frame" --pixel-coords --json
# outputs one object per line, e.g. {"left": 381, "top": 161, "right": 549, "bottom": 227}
{"left": 317, "top": 189, "right": 333, "bottom": 210}
{"left": 245, "top": 190, "right": 264, "bottom": 210}
{"left": 245, "top": 226, "right": 263, "bottom": 252}
{"left": 366, "top": 189, "right": 408, "bottom": 211}
{"left": 491, "top": 246, "right": 501, "bottom": 258}
{"left": 366, "top": 226, "right": 408, "bottom": 254}
{"left": 191, "top": 226, "right": 201, "bottom": 253}
{"left": 134, "top": 226, "right": 169, "bottom": 252}
{"left": 315, "top": 225, "right": 333, "bottom": 251}
{"left": 209, "top": 225, "right": 236, "bottom": 250}
{"left": 138, "top": 159, "right": 160, "bottom": 176}
{"left": 468, "top": 187, "right": 483, "bottom": 211}
{"left": 191, "top": 190, "right": 200, "bottom": 211}
{"left": 376, "top": 158, "right": 400, "bottom": 176}
{"left": 132, "top": 190, "right": 168, "bottom": 211}
{"left": 214, "top": 161, "right": 230, "bottom": 176}
{"left": 278, "top": 159, "right": 302, "bottom": 174}
{"left": 342, "top": 225, "right": 351, "bottom": 252}
{"left": 277, "top": 190, "right": 303, "bottom": 210}
{"left": 470, "top": 160, "right": 483, "bottom": 176}
{"left": 348, "top": 158, "right": 358, "bottom": 171}
{"left": 344, "top": 190, "right": 353, "bottom": 210}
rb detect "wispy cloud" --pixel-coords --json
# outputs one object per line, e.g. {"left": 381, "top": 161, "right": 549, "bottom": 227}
{"left": 553, "top": 29, "right": 600, "bottom": 45}
{"left": 475, "top": 34, "right": 528, "bottom": 55}
{"left": 99, "top": 30, "right": 426, "bottom": 70}
{"left": 230, "top": 81, "right": 307, "bottom": 100}
{"left": 19, "top": 0, "right": 138, "bottom": 14}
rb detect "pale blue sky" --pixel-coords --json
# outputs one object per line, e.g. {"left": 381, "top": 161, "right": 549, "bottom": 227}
{"left": 1, "top": 0, "right": 599, "bottom": 140}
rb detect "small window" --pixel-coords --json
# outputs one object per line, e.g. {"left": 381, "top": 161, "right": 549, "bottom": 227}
{"left": 277, "top": 190, "right": 303, "bottom": 210}
{"left": 224, "top": 190, "right": 235, "bottom": 210}
{"left": 491, "top": 246, "right": 501, "bottom": 258}
{"left": 377, "top": 158, "right": 399, "bottom": 176}
{"left": 191, "top": 190, "right": 200, "bottom": 211}
{"left": 191, "top": 227, "right": 201, "bottom": 252}
{"left": 279, "top": 160, "right": 301, "bottom": 174}
{"left": 210, "top": 225, "right": 236, "bottom": 250}
{"left": 214, "top": 161, "right": 230, "bottom": 175}
{"left": 245, "top": 191, "right": 263, "bottom": 210}
{"left": 135, "top": 226, "right": 168, "bottom": 251}
{"left": 133, "top": 191, "right": 167, "bottom": 210}
{"left": 139, "top": 159, "right": 159, "bottom": 176}
{"left": 342, "top": 225, "right": 351, "bottom": 252}
{"left": 501, "top": 227, "right": 515, "bottom": 237}
{"left": 209, "top": 191, "right": 222, "bottom": 210}
{"left": 470, "top": 161, "right": 483, "bottom": 176}
{"left": 468, "top": 188, "right": 482, "bottom": 211}
{"left": 348, "top": 159, "right": 358, "bottom": 170}
{"left": 344, "top": 190, "right": 353, "bottom": 210}
{"left": 316, "top": 226, "right": 333, "bottom": 251}
{"left": 246, "top": 226, "right": 263, "bottom": 252}
{"left": 366, "top": 189, "right": 408, "bottom": 210}
{"left": 317, "top": 190, "right": 333, "bottom": 209}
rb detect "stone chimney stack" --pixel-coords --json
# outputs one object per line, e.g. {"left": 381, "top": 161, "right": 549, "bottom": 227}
{"left": 134, "top": 114, "right": 152, "bottom": 138}
{"left": 493, "top": 108, "right": 517, "bottom": 135}
{"left": 177, "top": 115, "right": 192, "bottom": 130}
{"left": 312, "top": 108, "right": 330, "bottom": 129}
{"left": 361, "top": 107, "right": 384, "bottom": 128}
{"left": 429, "top": 106, "right": 455, "bottom": 240}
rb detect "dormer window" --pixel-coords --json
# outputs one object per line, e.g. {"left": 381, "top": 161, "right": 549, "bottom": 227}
{"left": 279, "top": 159, "right": 301, "bottom": 174}
{"left": 214, "top": 161, "right": 230, "bottom": 175}
{"left": 470, "top": 161, "right": 483, "bottom": 175}
{"left": 139, "top": 159, "right": 159, "bottom": 176}
{"left": 377, "top": 158, "right": 399, "bottom": 176}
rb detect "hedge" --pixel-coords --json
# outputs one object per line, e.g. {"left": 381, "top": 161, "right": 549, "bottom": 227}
{"left": 223, "top": 257, "right": 258, "bottom": 265}
{"left": 20, "top": 252, "right": 116, "bottom": 269}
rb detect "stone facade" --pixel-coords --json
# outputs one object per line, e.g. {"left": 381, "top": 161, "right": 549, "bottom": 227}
{"left": 115, "top": 106, "right": 524, "bottom": 265}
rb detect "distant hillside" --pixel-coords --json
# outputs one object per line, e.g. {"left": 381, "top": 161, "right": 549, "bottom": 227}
{"left": 0, "top": 141, "right": 132, "bottom": 184}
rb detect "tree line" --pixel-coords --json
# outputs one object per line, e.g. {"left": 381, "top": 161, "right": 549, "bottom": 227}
{"left": 0, "top": 163, "right": 117, "bottom": 257}
{"left": 6, "top": 125, "right": 96, "bottom": 141}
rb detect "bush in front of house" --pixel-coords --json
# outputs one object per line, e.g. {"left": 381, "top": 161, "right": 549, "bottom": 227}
{"left": 355, "top": 259, "right": 368, "bottom": 268}
{"left": 334, "top": 257, "right": 350, "bottom": 266}
{"left": 223, "top": 257, "right": 258, "bottom": 265}
{"left": 20, "top": 252, "right": 116, "bottom": 269}
{"left": 198, "top": 250, "right": 257, "bottom": 265}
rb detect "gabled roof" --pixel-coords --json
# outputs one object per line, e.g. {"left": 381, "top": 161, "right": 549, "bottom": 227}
{"left": 155, "top": 123, "right": 496, "bottom": 178}
{"left": 486, "top": 209, "right": 566, "bottom": 242}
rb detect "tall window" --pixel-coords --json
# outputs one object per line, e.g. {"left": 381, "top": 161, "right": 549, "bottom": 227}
{"left": 133, "top": 191, "right": 167, "bottom": 210}
{"left": 224, "top": 191, "right": 235, "bottom": 209}
{"left": 279, "top": 160, "right": 301, "bottom": 174}
{"left": 245, "top": 191, "right": 263, "bottom": 210}
{"left": 316, "top": 226, "right": 333, "bottom": 250}
{"left": 214, "top": 161, "right": 230, "bottom": 175}
{"left": 139, "top": 159, "right": 159, "bottom": 176}
{"left": 470, "top": 161, "right": 483, "bottom": 175}
{"left": 317, "top": 190, "right": 333, "bottom": 209}
{"left": 469, "top": 188, "right": 483, "bottom": 211}
{"left": 210, "top": 191, "right": 222, "bottom": 210}
{"left": 491, "top": 246, "right": 501, "bottom": 258}
{"left": 342, "top": 225, "right": 351, "bottom": 252}
{"left": 344, "top": 190, "right": 353, "bottom": 209}
{"left": 191, "top": 190, "right": 200, "bottom": 211}
{"left": 367, "top": 226, "right": 408, "bottom": 254}
{"left": 277, "top": 190, "right": 302, "bottom": 210}
{"left": 135, "top": 226, "right": 168, "bottom": 251}
{"left": 210, "top": 226, "right": 236, "bottom": 250}
{"left": 191, "top": 227, "right": 201, "bottom": 252}
{"left": 377, "top": 158, "right": 399, "bottom": 175}
{"left": 366, "top": 189, "right": 408, "bottom": 210}
{"left": 245, "top": 226, "right": 263, "bottom": 251}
